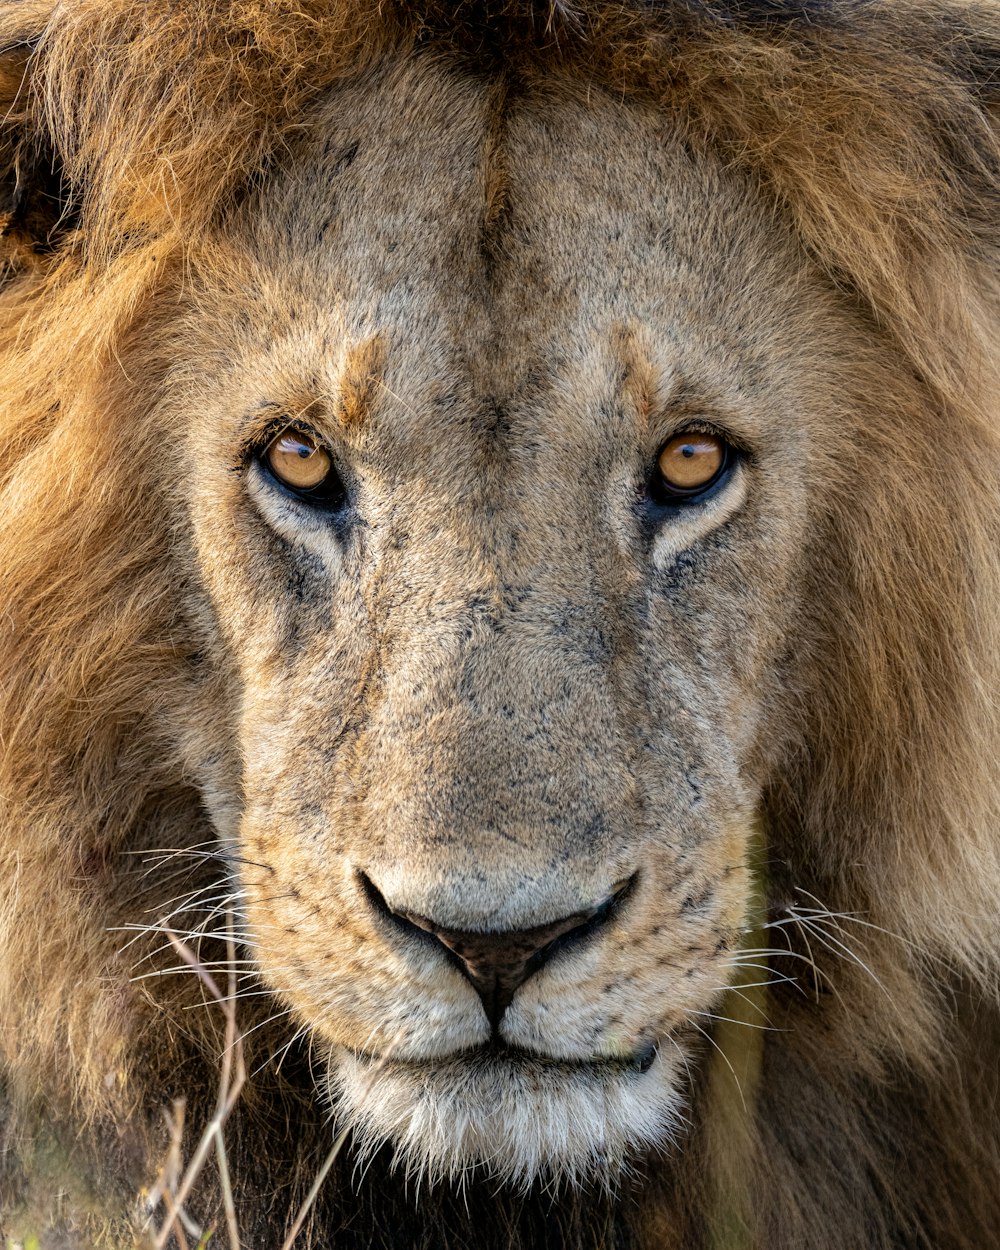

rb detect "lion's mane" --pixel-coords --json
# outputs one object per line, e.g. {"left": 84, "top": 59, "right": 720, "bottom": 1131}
{"left": 1, "top": 2, "right": 1000, "bottom": 1247}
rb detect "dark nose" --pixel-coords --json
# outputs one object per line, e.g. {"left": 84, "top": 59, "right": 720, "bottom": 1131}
{"left": 360, "top": 872, "right": 635, "bottom": 1029}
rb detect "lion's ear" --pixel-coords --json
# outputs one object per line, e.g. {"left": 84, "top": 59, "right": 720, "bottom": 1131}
{"left": 0, "top": 26, "right": 73, "bottom": 272}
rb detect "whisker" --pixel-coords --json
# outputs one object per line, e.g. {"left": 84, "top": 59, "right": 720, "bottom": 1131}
{"left": 125, "top": 933, "right": 258, "bottom": 965}
{"left": 114, "top": 898, "right": 248, "bottom": 955}
{"left": 254, "top": 1023, "right": 310, "bottom": 1080}
{"left": 690, "top": 1020, "right": 748, "bottom": 1115}
{"left": 141, "top": 883, "right": 245, "bottom": 916}
{"left": 723, "top": 960, "right": 798, "bottom": 986}
{"left": 181, "top": 988, "right": 279, "bottom": 1011}
{"left": 688, "top": 1009, "right": 776, "bottom": 1032}
{"left": 132, "top": 847, "right": 270, "bottom": 873}
{"left": 129, "top": 961, "right": 261, "bottom": 983}
{"left": 224, "top": 1007, "right": 298, "bottom": 1051}
{"left": 785, "top": 910, "right": 890, "bottom": 998}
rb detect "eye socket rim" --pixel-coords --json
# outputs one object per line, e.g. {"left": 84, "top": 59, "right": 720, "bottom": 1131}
{"left": 647, "top": 429, "right": 736, "bottom": 506}
{"left": 255, "top": 423, "right": 348, "bottom": 512}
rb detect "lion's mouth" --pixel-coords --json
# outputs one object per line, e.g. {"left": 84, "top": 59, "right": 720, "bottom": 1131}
{"left": 350, "top": 1037, "right": 660, "bottom": 1075}
{"left": 326, "top": 1034, "right": 682, "bottom": 1186}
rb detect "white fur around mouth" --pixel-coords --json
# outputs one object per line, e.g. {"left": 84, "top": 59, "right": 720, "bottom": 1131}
{"left": 323, "top": 1044, "right": 684, "bottom": 1190}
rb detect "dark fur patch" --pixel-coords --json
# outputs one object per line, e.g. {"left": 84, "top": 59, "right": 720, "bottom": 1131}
{"left": 0, "top": 139, "right": 75, "bottom": 252}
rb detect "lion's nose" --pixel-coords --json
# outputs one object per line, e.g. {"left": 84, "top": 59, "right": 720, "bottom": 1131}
{"left": 358, "top": 872, "right": 635, "bottom": 1029}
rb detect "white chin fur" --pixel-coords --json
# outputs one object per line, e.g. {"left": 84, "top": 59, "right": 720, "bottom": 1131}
{"left": 323, "top": 1047, "right": 684, "bottom": 1190}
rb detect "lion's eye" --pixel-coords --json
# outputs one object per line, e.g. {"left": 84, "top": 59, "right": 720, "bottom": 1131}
{"left": 266, "top": 428, "right": 331, "bottom": 489}
{"left": 651, "top": 432, "right": 731, "bottom": 502}
{"left": 260, "top": 426, "right": 346, "bottom": 508}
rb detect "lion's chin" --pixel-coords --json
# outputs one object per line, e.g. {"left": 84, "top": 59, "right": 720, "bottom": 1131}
{"left": 323, "top": 1044, "right": 684, "bottom": 1189}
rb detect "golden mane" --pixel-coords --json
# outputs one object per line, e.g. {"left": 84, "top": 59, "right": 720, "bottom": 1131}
{"left": 2, "top": 2, "right": 1000, "bottom": 1246}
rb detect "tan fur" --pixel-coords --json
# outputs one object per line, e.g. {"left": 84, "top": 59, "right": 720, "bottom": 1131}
{"left": 1, "top": 3, "right": 1000, "bottom": 1247}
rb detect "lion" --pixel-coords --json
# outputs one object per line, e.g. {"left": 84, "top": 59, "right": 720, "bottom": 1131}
{"left": 1, "top": 1, "right": 1000, "bottom": 1247}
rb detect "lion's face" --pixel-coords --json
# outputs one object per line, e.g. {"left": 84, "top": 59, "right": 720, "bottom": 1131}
{"left": 174, "top": 59, "right": 845, "bottom": 1184}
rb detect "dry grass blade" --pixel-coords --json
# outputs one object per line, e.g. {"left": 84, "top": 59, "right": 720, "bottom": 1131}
{"left": 277, "top": 1125, "right": 351, "bottom": 1250}
{"left": 279, "top": 1041, "right": 403, "bottom": 1250}
{"left": 148, "top": 915, "right": 246, "bottom": 1250}
{"left": 144, "top": 1101, "right": 196, "bottom": 1249}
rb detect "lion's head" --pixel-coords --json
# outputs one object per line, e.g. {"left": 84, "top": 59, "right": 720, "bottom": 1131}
{"left": 3, "top": 2, "right": 1000, "bottom": 1247}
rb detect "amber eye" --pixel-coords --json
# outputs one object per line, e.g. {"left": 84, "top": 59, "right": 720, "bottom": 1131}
{"left": 259, "top": 426, "right": 346, "bottom": 508}
{"left": 651, "top": 432, "right": 731, "bottom": 502}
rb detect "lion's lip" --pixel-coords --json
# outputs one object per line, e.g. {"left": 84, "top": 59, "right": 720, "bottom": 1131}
{"left": 349, "top": 1038, "right": 659, "bottom": 1074}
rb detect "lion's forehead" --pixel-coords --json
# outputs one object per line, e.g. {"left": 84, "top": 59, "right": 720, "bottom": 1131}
{"left": 223, "top": 54, "right": 824, "bottom": 463}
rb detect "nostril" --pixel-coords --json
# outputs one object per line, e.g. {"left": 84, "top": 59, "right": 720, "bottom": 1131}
{"left": 357, "top": 869, "right": 637, "bottom": 1030}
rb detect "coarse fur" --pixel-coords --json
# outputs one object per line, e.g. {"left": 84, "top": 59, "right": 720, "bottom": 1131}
{"left": 1, "top": 1, "right": 1000, "bottom": 1247}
